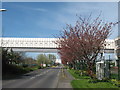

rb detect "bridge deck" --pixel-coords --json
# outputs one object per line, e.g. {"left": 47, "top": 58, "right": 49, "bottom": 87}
{"left": 0, "top": 38, "right": 116, "bottom": 53}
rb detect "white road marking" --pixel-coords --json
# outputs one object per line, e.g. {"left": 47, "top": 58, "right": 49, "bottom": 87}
{"left": 30, "top": 77, "right": 36, "bottom": 80}
{"left": 57, "top": 70, "right": 60, "bottom": 76}
{"left": 29, "top": 68, "right": 55, "bottom": 80}
{"left": 36, "top": 74, "right": 40, "bottom": 77}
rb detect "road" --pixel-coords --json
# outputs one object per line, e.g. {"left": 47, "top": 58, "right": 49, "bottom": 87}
{"left": 2, "top": 66, "right": 61, "bottom": 88}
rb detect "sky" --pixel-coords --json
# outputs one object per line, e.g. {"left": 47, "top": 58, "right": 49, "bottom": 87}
{"left": 2, "top": 2, "right": 118, "bottom": 38}
{"left": 2, "top": 2, "right": 118, "bottom": 59}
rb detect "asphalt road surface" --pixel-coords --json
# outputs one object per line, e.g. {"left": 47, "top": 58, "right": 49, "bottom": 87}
{"left": 3, "top": 66, "right": 61, "bottom": 88}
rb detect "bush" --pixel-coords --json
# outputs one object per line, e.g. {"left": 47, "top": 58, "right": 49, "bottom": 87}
{"left": 111, "top": 74, "right": 118, "bottom": 80}
{"left": 37, "top": 65, "right": 42, "bottom": 69}
{"left": 63, "top": 66, "right": 68, "bottom": 69}
{"left": 88, "top": 78, "right": 109, "bottom": 83}
{"left": 22, "top": 64, "right": 28, "bottom": 68}
{"left": 74, "top": 70, "right": 81, "bottom": 75}
{"left": 88, "top": 79, "right": 98, "bottom": 83}
{"left": 110, "top": 79, "right": 120, "bottom": 87}
{"left": 74, "top": 70, "right": 88, "bottom": 76}
{"left": 23, "top": 67, "right": 33, "bottom": 72}
{"left": 2, "top": 64, "right": 29, "bottom": 75}
{"left": 68, "top": 69, "right": 90, "bottom": 79}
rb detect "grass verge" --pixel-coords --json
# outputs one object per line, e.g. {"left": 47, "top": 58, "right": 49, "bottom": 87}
{"left": 71, "top": 79, "right": 118, "bottom": 88}
{"left": 68, "top": 69, "right": 118, "bottom": 88}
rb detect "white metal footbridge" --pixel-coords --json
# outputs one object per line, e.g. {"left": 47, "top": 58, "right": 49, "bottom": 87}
{"left": 0, "top": 37, "right": 116, "bottom": 53}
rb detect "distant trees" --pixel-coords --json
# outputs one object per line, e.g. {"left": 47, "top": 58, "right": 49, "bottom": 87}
{"left": 2, "top": 48, "right": 57, "bottom": 68}
{"left": 37, "top": 54, "right": 56, "bottom": 66}
{"left": 2, "top": 48, "right": 37, "bottom": 67}
{"left": 47, "top": 54, "right": 56, "bottom": 65}
{"left": 56, "top": 15, "right": 117, "bottom": 78}
{"left": 2, "top": 48, "right": 41, "bottom": 76}
{"left": 23, "top": 57, "right": 37, "bottom": 67}
{"left": 37, "top": 54, "right": 49, "bottom": 65}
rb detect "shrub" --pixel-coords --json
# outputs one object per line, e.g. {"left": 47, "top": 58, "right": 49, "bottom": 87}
{"left": 111, "top": 74, "right": 118, "bottom": 80}
{"left": 110, "top": 79, "right": 120, "bottom": 87}
{"left": 2, "top": 64, "right": 29, "bottom": 74}
{"left": 22, "top": 64, "right": 28, "bottom": 68}
{"left": 88, "top": 78, "right": 109, "bottom": 83}
{"left": 37, "top": 65, "right": 42, "bottom": 69}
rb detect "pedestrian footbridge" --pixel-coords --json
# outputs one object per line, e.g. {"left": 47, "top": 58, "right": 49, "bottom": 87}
{"left": 0, "top": 37, "right": 116, "bottom": 53}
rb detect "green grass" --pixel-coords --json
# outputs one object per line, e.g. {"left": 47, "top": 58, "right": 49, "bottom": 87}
{"left": 68, "top": 69, "right": 90, "bottom": 79}
{"left": 71, "top": 79, "right": 118, "bottom": 88}
{"left": 68, "top": 69, "right": 118, "bottom": 88}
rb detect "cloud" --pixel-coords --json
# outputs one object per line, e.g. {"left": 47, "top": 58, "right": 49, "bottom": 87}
{"left": 24, "top": 7, "right": 47, "bottom": 12}
{"left": 33, "top": 8, "right": 47, "bottom": 12}
{"left": 10, "top": 4, "right": 47, "bottom": 12}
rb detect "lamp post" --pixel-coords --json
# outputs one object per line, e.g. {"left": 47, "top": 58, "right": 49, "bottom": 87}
{"left": 0, "top": 9, "right": 7, "bottom": 12}
{"left": 0, "top": 8, "right": 7, "bottom": 47}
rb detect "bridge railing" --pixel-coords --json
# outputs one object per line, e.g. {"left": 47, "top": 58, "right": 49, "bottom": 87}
{"left": 0, "top": 38, "right": 59, "bottom": 48}
{"left": 0, "top": 38, "right": 115, "bottom": 50}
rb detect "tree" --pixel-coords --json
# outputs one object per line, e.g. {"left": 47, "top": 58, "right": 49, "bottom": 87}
{"left": 2, "top": 48, "right": 9, "bottom": 65}
{"left": 55, "top": 15, "right": 118, "bottom": 78}
{"left": 23, "top": 57, "right": 36, "bottom": 67}
{"left": 47, "top": 54, "right": 56, "bottom": 65}
{"left": 2, "top": 48, "right": 25, "bottom": 65}
{"left": 37, "top": 54, "right": 49, "bottom": 65}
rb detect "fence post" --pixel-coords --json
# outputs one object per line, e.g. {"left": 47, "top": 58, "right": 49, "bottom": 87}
{"left": 118, "top": 57, "right": 120, "bottom": 80}
{"left": 109, "top": 55, "right": 111, "bottom": 79}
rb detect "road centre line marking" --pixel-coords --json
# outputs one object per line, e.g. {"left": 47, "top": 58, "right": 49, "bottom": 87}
{"left": 36, "top": 74, "right": 40, "bottom": 77}
{"left": 29, "top": 69, "right": 53, "bottom": 80}
{"left": 30, "top": 77, "right": 36, "bottom": 79}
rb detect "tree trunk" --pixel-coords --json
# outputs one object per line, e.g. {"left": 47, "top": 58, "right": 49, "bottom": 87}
{"left": 87, "top": 61, "right": 95, "bottom": 78}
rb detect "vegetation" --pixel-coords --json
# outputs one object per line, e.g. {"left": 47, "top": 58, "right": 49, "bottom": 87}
{"left": 47, "top": 54, "right": 56, "bottom": 65}
{"left": 2, "top": 64, "right": 40, "bottom": 80}
{"left": 37, "top": 54, "right": 56, "bottom": 67}
{"left": 68, "top": 69, "right": 118, "bottom": 88}
{"left": 68, "top": 69, "right": 90, "bottom": 79}
{"left": 55, "top": 15, "right": 118, "bottom": 78}
{"left": 22, "top": 57, "right": 37, "bottom": 67}
{"left": 71, "top": 80, "right": 118, "bottom": 88}
{"left": 2, "top": 48, "right": 57, "bottom": 79}
{"left": 2, "top": 47, "right": 58, "bottom": 80}
{"left": 111, "top": 74, "right": 118, "bottom": 80}
{"left": 54, "top": 14, "right": 119, "bottom": 88}
{"left": 37, "top": 54, "right": 49, "bottom": 65}
{"left": 2, "top": 48, "right": 25, "bottom": 65}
